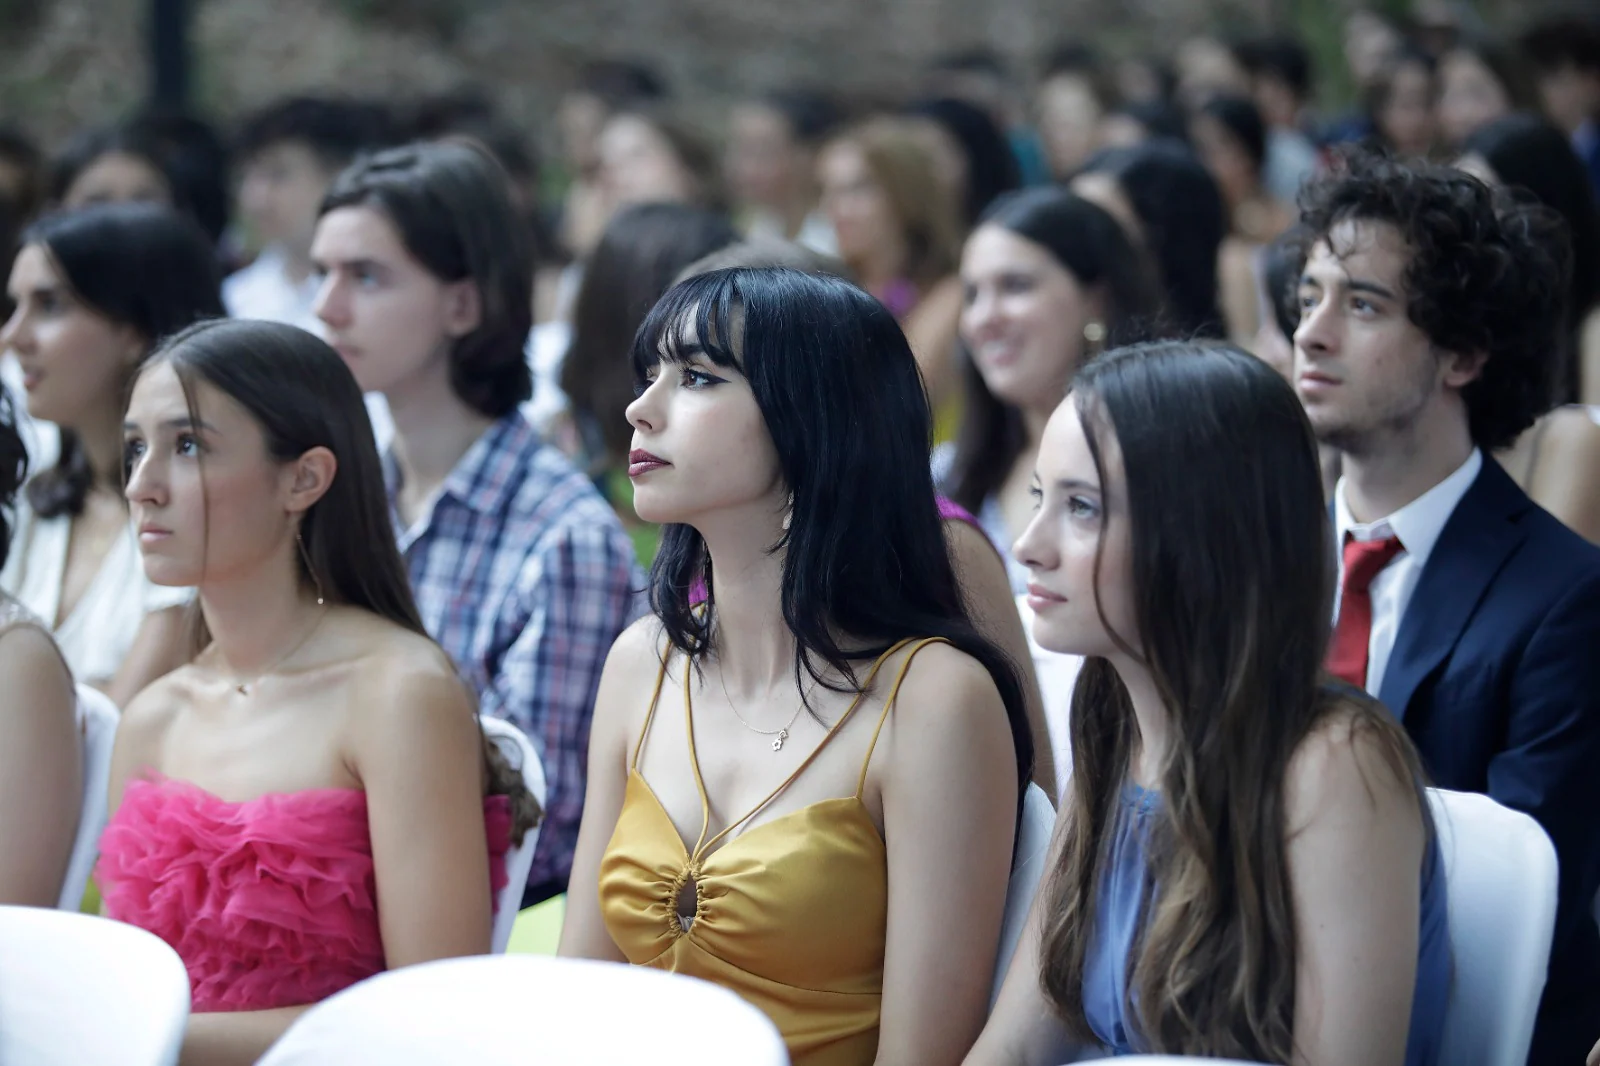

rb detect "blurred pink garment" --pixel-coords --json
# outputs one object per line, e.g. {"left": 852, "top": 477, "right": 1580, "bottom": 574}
{"left": 96, "top": 776, "right": 511, "bottom": 1012}
{"left": 936, "top": 496, "right": 986, "bottom": 538}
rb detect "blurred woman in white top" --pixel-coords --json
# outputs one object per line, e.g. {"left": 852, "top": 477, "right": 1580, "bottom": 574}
{"left": 0, "top": 202, "right": 223, "bottom": 703}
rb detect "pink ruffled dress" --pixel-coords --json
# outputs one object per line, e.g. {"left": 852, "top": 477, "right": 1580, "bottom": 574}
{"left": 95, "top": 777, "right": 512, "bottom": 1012}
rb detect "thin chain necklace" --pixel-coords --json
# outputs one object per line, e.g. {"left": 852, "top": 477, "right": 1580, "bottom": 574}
{"left": 716, "top": 658, "right": 818, "bottom": 752}
{"left": 227, "top": 608, "right": 329, "bottom": 696}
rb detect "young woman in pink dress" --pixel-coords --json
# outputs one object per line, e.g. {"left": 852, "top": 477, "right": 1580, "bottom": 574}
{"left": 97, "top": 318, "right": 539, "bottom": 1066}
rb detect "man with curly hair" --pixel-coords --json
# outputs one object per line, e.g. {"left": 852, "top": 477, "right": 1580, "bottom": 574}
{"left": 1296, "top": 149, "right": 1600, "bottom": 1065}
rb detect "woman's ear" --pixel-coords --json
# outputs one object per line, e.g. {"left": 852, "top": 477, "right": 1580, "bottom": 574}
{"left": 284, "top": 446, "right": 338, "bottom": 515}
{"left": 442, "top": 278, "right": 484, "bottom": 339}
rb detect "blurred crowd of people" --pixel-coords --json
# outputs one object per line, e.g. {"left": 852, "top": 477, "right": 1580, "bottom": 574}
{"left": 1, "top": 5, "right": 1600, "bottom": 1065}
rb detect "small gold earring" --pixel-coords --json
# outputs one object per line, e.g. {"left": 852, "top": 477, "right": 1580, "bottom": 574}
{"left": 296, "top": 527, "right": 326, "bottom": 606}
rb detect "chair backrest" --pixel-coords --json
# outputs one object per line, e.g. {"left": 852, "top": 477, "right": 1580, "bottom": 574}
{"left": 259, "top": 955, "right": 789, "bottom": 1065}
{"left": 1015, "top": 593, "right": 1083, "bottom": 800}
{"left": 1107, "top": 1049, "right": 1267, "bottom": 1056}
{"left": 59, "top": 683, "right": 119, "bottom": 910}
{"left": 0, "top": 905, "right": 189, "bottom": 1066}
{"left": 991, "top": 782, "right": 1056, "bottom": 1008}
{"left": 1428, "top": 787, "right": 1557, "bottom": 1066}
{"left": 480, "top": 715, "right": 547, "bottom": 953}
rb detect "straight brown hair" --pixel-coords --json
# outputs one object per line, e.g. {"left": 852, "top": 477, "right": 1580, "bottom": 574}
{"left": 1038, "top": 341, "right": 1430, "bottom": 1060}
{"left": 134, "top": 319, "right": 540, "bottom": 842}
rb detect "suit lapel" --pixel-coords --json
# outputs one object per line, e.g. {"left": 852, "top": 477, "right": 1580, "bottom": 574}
{"left": 1378, "top": 460, "right": 1532, "bottom": 719}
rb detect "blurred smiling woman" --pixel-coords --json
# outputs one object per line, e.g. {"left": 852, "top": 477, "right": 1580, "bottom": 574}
{"left": 0, "top": 202, "right": 223, "bottom": 704}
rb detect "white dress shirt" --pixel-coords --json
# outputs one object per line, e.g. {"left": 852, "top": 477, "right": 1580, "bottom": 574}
{"left": 222, "top": 246, "right": 324, "bottom": 335}
{"left": 1333, "top": 448, "right": 1483, "bottom": 696}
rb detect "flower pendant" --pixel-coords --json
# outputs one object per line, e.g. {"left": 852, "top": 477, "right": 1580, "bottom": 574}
{"left": 771, "top": 729, "right": 788, "bottom": 752}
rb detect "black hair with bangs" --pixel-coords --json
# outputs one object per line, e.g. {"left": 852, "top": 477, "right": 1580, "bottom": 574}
{"left": 631, "top": 266, "right": 1034, "bottom": 798}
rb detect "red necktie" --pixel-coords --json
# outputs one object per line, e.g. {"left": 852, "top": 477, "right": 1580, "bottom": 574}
{"left": 1326, "top": 534, "right": 1406, "bottom": 689}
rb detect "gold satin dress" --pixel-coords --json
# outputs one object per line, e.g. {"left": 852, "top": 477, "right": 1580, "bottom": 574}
{"left": 598, "top": 638, "right": 948, "bottom": 1066}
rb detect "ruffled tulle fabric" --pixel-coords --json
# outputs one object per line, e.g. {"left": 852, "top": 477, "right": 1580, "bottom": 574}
{"left": 96, "top": 777, "right": 513, "bottom": 1013}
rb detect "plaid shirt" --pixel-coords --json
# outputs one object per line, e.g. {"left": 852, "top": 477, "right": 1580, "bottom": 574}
{"left": 386, "top": 412, "right": 642, "bottom": 901}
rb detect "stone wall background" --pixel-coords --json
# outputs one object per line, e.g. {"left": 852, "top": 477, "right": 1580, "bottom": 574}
{"left": 0, "top": 0, "right": 1570, "bottom": 155}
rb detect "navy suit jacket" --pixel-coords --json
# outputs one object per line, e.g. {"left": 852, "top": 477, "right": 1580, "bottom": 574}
{"left": 1376, "top": 458, "right": 1600, "bottom": 1065}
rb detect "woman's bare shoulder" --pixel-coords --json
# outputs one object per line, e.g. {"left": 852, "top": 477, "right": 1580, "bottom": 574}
{"left": 880, "top": 639, "right": 1007, "bottom": 736}
{"left": 115, "top": 665, "right": 200, "bottom": 766}
{"left": 608, "top": 614, "right": 671, "bottom": 674}
{"left": 1285, "top": 702, "right": 1421, "bottom": 835}
{"left": 1541, "top": 405, "right": 1600, "bottom": 463}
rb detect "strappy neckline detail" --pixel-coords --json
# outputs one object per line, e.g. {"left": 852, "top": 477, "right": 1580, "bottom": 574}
{"left": 631, "top": 637, "right": 948, "bottom": 865}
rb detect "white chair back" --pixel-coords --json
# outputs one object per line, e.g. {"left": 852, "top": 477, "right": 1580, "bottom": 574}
{"left": 1428, "top": 787, "right": 1557, "bottom": 1066}
{"left": 480, "top": 715, "right": 546, "bottom": 952}
{"left": 1015, "top": 593, "right": 1083, "bottom": 800}
{"left": 259, "top": 955, "right": 789, "bottom": 1065}
{"left": 0, "top": 905, "right": 189, "bottom": 1066}
{"left": 1111, "top": 1058, "right": 1273, "bottom": 1065}
{"left": 58, "top": 683, "right": 118, "bottom": 910}
{"left": 991, "top": 782, "right": 1056, "bottom": 1007}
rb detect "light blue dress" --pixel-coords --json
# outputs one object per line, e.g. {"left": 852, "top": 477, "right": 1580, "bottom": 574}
{"left": 1081, "top": 782, "right": 1451, "bottom": 1063}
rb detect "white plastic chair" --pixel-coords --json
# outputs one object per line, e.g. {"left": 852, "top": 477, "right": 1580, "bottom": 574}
{"left": 0, "top": 905, "right": 190, "bottom": 1065}
{"left": 259, "top": 955, "right": 789, "bottom": 1065}
{"left": 1015, "top": 593, "right": 1084, "bottom": 801}
{"left": 480, "top": 715, "right": 546, "bottom": 952}
{"left": 991, "top": 782, "right": 1056, "bottom": 1007}
{"left": 1109, "top": 1058, "right": 1273, "bottom": 1065}
{"left": 1428, "top": 787, "right": 1558, "bottom": 1066}
{"left": 58, "top": 683, "right": 119, "bottom": 911}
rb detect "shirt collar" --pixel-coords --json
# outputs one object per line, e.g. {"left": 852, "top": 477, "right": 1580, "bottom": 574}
{"left": 1334, "top": 448, "right": 1483, "bottom": 566}
{"left": 382, "top": 410, "right": 538, "bottom": 518}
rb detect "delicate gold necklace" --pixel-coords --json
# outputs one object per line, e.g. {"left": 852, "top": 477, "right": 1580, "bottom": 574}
{"left": 228, "top": 609, "right": 329, "bottom": 696}
{"left": 716, "top": 659, "right": 815, "bottom": 752}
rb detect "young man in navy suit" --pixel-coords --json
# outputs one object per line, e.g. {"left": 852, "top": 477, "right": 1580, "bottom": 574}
{"left": 1295, "top": 151, "right": 1600, "bottom": 1066}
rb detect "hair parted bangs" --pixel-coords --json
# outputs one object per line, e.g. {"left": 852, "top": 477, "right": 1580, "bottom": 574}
{"left": 633, "top": 266, "right": 1035, "bottom": 801}
{"left": 630, "top": 268, "right": 749, "bottom": 387}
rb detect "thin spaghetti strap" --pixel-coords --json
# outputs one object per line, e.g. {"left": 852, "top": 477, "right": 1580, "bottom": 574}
{"left": 856, "top": 638, "right": 953, "bottom": 799}
{"left": 629, "top": 648, "right": 674, "bottom": 771}
{"left": 681, "top": 664, "right": 717, "bottom": 857}
{"left": 696, "top": 638, "right": 919, "bottom": 857}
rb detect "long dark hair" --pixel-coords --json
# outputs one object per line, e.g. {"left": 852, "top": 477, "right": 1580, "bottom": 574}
{"left": 320, "top": 139, "right": 533, "bottom": 419}
{"left": 1038, "top": 341, "right": 1429, "bottom": 1059}
{"left": 20, "top": 202, "right": 224, "bottom": 519}
{"left": 633, "top": 267, "right": 1034, "bottom": 796}
{"left": 1198, "top": 95, "right": 1267, "bottom": 177}
{"left": 51, "top": 113, "right": 232, "bottom": 245}
{"left": 947, "top": 188, "right": 1160, "bottom": 515}
{"left": 1077, "top": 140, "right": 1228, "bottom": 339}
{"left": 136, "top": 318, "right": 539, "bottom": 840}
{"left": 1464, "top": 113, "right": 1600, "bottom": 405}
{"left": 906, "top": 96, "right": 1022, "bottom": 227}
{"left": 0, "top": 388, "right": 28, "bottom": 571}
{"left": 560, "top": 203, "right": 738, "bottom": 469}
